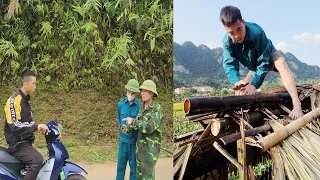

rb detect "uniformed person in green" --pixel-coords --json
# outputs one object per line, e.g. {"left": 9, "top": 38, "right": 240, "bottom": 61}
{"left": 123, "top": 80, "right": 164, "bottom": 180}
{"left": 116, "top": 79, "right": 141, "bottom": 180}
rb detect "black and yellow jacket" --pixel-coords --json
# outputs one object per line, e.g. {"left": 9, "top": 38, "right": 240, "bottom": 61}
{"left": 4, "top": 89, "right": 38, "bottom": 145}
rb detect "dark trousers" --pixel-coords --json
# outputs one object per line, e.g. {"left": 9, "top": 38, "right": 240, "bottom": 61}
{"left": 8, "top": 141, "right": 43, "bottom": 180}
{"left": 116, "top": 141, "right": 137, "bottom": 180}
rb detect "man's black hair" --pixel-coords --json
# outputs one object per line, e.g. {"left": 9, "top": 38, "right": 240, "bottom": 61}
{"left": 20, "top": 69, "right": 36, "bottom": 86}
{"left": 220, "top": 6, "right": 242, "bottom": 27}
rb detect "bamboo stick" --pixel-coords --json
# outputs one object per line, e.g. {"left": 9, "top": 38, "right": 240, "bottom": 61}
{"left": 188, "top": 112, "right": 216, "bottom": 121}
{"left": 230, "top": 113, "right": 254, "bottom": 129}
{"left": 192, "top": 121, "right": 213, "bottom": 150}
{"left": 178, "top": 143, "right": 193, "bottom": 180}
{"left": 174, "top": 129, "right": 205, "bottom": 143}
{"left": 270, "top": 145, "right": 285, "bottom": 180}
{"left": 173, "top": 145, "right": 187, "bottom": 160}
{"left": 210, "top": 117, "right": 238, "bottom": 136}
{"left": 213, "top": 142, "right": 244, "bottom": 171}
{"left": 189, "top": 113, "right": 217, "bottom": 122}
{"left": 219, "top": 124, "right": 271, "bottom": 145}
{"left": 184, "top": 93, "right": 290, "bottom": 116}
{"left": 263, "top": 108, "right": 279, "bottom": 120}
{"left": 257, "top": 106, "right": 320, "bottom": 151}
{"left": 174, "top": 150, "right": 186, "bottom": 176}
{"left": 173, "top": 152, "right": 185, "bottom": 175}
{"left": 248, "top": 164, "right": 256, "bottom": 180}
{"left": 178, "top": 138, "right": 198, "bottom": 147}
{"left": 239, "top": 111, "right": 248, "bottom": 180}
{"left": 279, "top": 104, "right": 292, "bottom": 114}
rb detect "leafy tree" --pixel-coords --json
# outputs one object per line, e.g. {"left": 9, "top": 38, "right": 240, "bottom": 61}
{"left": 0, "top": 0, "right": 173, "bottom": 91}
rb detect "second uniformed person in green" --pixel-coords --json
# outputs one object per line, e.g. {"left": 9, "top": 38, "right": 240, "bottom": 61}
{"left": 123, "top": 80, "right": 164, "bottom": 180}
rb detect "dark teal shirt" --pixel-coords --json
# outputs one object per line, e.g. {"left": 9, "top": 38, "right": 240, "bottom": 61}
{"left": 222, "top": 22, "right": 276, "bottom": 89}
{"left": 117, "top": 97, "right": 141, "bottom": 144}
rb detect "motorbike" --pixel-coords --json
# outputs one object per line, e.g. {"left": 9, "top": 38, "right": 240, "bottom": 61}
{"left": 0, "top": 120, "right": 88, "bottom": 180}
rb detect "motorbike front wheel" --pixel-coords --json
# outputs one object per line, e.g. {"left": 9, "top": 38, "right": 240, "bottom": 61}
{"left": 66, "top": 174, "right": 87, "bottom": 180}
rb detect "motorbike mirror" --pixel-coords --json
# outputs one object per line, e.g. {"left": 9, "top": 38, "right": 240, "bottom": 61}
{"left": 46, "top": 129, "right": 51, "bottom": 136}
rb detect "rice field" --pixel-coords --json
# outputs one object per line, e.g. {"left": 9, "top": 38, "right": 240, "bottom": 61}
{"left": 173, "top": 103, "right": 202, "bottom": 137}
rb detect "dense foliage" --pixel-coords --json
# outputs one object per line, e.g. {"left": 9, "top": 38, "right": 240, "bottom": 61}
{"left": 0, "top": 0, "right": 173, "bottom": 91}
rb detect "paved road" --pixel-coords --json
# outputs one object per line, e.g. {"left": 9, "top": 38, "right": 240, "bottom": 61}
{"left": 78, "top": 158, "right": 173, "bottom": 180}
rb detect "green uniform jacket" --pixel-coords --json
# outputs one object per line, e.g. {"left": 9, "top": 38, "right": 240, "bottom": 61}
{"left": 222, "top": 22, "right": 276, "bottom": 88}
{"left": 129, "top": 100, "right": 163, "bottom": 165}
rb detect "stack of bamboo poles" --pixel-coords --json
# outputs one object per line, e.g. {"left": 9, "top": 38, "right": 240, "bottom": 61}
{"left": 269, "top": 120, "right": 320, "bottom": 180}
{"left": 173, "top": 84, "right": 320, "bottom": 180}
